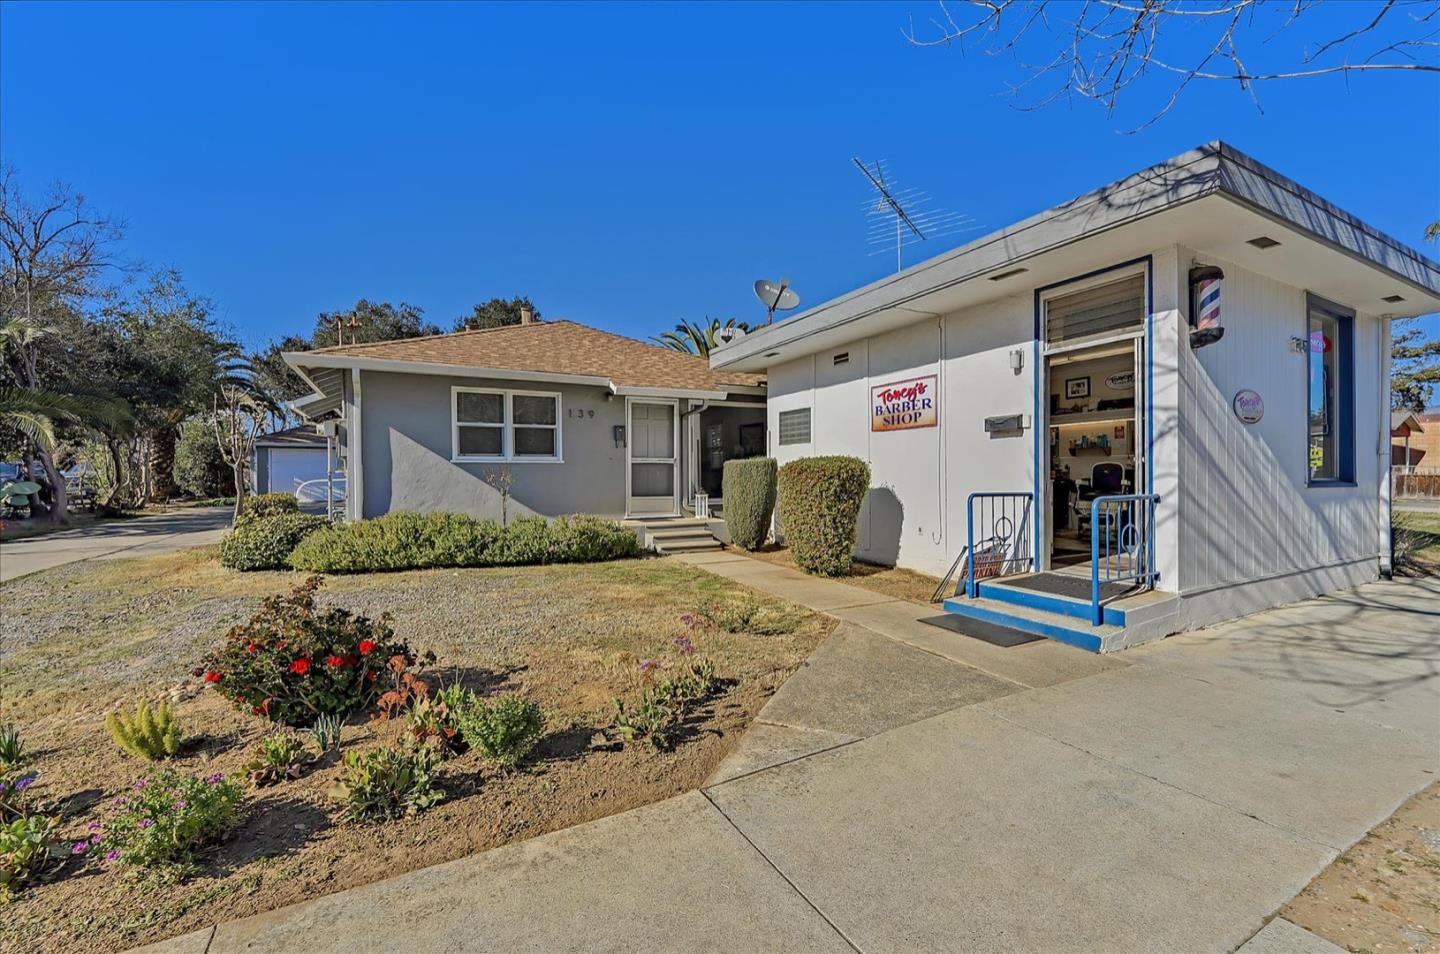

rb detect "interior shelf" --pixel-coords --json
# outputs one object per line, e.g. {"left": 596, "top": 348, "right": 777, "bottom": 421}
{"left": 1049, "top": 409, "right": 1136, "bottom": 427}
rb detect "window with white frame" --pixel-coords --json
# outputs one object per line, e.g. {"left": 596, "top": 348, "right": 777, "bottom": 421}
{"left": 452, "top": 388, "right": 561, "bottom": 461}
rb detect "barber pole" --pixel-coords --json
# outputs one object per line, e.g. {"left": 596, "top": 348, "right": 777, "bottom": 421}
{"left": 1188, "top": 265, "right": 1226, "bottom": 348}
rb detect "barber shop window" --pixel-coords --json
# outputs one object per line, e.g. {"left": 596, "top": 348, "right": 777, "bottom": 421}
{"left": 1306, "top": 296, "right": 1355, "bottom": 485}
{"left": 452, "top": 387, "right": 561, "bottom": 462}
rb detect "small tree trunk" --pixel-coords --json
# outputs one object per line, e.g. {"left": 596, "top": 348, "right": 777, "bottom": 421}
{"left": 34, "top": 446, "right": 69, "bottom": 525}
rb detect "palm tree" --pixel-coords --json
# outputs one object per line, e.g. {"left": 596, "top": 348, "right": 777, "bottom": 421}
{"left": 651, "top": 318, "right": 753, "bottom": 358}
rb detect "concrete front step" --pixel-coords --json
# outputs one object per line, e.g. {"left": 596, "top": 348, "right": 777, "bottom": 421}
{"left": 942, "top": 595, "right": 1122, "bottom": 653}
{"left": 624, "top": 517, "right": 724, "bottom": 554}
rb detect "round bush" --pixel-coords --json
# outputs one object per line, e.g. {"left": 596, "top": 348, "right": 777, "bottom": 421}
{"left": 220, "top": 512, "right": 327, "bottom": 571}
{"left": 777, "top": 456, "right": 871, "bottom": 576}
{"left": 174, "top": 422, "right": 233, "bottom": 499}
{"left": 238, "top": 492, "right": 300, "bottom": 524}
{"left": 722, "top": 458, "right": 776, "bottom": 550}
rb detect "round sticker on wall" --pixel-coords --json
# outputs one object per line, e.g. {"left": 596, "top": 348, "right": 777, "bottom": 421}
{"left": 1233, "top": 389, "right": 1264, "bottom": 424}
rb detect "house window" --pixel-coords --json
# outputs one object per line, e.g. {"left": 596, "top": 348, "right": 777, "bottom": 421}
{"left": 1306, "top": 296, "right": 1354, "bottom": 484}
{"left": 778, "top": 408, "right": 811, "bottom": 446}
{"left": 452, "top": 387, "right": 561, "bottom": 462}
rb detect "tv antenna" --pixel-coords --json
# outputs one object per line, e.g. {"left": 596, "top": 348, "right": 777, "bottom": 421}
{"left": 853, "top": 157, "right": 978, "bottom": 273}
{"left": 753, "top": 278, "right": 800, "bottom": 325}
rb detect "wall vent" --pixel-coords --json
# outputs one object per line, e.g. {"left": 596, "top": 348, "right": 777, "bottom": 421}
{"left": 1246, "top": 236, "right": 1281, "bottom": 249}
{"left": 833, "top": 352, "right": 850, "bottom": 366}
{"left": 1382, "top": 294, "right": 1405, "bottom": 303}
{"left": 988, "top": 267, "right": 1029, "bottom": 282}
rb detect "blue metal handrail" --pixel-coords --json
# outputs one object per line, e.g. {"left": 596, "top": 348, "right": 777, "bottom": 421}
{"left": 1089, "top": 493, "right": 1160, "bottom": 625}
{"left": 966, "top": 492, "right": 1034, "bottom": 598}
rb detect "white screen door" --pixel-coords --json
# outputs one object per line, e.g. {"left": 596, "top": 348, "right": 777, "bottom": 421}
{"left": 627, "top": 400, "right": 678, "bottom": 515}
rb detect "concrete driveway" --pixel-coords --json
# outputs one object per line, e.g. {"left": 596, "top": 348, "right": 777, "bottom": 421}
{"left": 0, "top": 506, "right": 231, "bottom": 583}
{"left": 136, "top": 561, "right": 1438, "bottom": 954}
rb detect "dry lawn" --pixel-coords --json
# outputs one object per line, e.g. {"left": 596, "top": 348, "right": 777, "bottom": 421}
{"left": 0, "top": 547, "right": 832, "bottom": 954}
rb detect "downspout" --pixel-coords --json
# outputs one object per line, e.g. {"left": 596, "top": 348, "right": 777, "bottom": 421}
{"left": 1380, "top": 317, "right": 1393, "bottom": 578}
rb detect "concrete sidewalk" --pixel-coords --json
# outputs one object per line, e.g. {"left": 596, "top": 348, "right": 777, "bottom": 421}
{"left": 136, "top": 558, "right": 1438, "bottom": 954}
{"left": 0, "top": 506, "right": 230, "bottom": 583}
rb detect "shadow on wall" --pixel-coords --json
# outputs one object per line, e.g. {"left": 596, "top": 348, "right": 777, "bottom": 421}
{"left": 865, "top": 485, "right": 904, "bottom": 567}
{"left": 385, "top": 430, "right": 539, "bottom": 522}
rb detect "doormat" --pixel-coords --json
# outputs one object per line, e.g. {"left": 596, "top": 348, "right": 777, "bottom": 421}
{"left": 919, "top": 614, "right": 1042, "bottom": 648}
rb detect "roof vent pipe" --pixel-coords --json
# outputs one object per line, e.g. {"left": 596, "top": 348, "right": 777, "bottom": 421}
{"left": 520, "top": 304, "right": 535, "bottom": 325}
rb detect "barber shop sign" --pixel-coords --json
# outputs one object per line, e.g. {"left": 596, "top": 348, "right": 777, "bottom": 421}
{"left": 871, "top": 375, "right": 938, "bottom": 432}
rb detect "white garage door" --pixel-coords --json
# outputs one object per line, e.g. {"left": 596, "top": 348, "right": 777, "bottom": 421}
{"left": 267, "top": 448, "right": 333, "bottom": 500}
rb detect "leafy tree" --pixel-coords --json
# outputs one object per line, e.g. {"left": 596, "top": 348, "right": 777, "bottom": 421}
{"left": 174, "top": 419, "right": 234, "bottom": 498}
{"left": 1393, "top": 226, "right": 1440, "bottom": 412}
{"left": 651, "top": 318, "right": 752, "bottom": 358}
{"left": 453, "top": 296, "right": 541, "bottom": 332}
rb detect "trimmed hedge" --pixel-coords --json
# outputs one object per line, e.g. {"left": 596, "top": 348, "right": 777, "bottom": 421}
{"left": 220, "top": 512, "right": 328, "bottom": 571}
{"left": 285, "top": 511, "right": 639, "bottom": 573}
{"left": 777, "top": 456, "right": 870, "bottom": 576}
{"left": 239, "top": 492, "right": 300, "bottom": 523}
{"left": 722, "top": 458, "right": 776, "bottom": 550}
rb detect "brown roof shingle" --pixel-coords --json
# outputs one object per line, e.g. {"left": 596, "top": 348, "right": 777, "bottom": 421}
{"left": 292, "top": 321, "right": 764, "bottom": 393}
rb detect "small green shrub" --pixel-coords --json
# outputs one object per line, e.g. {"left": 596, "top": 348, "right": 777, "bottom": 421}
{"left": 286, "top": 511, "right": 637, "bottom": 573}
{"left": 331, "top": 744, "right": 444, "bottom": 821}
{"left": 777, "top": 456, "right": 871, "bottom": 576}
{"left": 244, "top": 733, "right": 311, "bottom": 787}
{"left": 92, "top": 770, "right": 243, "bottom": 876}
{"left": 105, "top": 700, "right": 181, "bottom": 762}
{"left": 452, "top": 694, "right": 545, "bottom": 768}
{"left": 220, "top": 512, "right": 327, "bottom": 571}
{"left": 613, "top": 692, "right": 680, "bottom": 751}
{"left": 695, "top": 594, "right": 799, "bottom": 636}
{"left": 0, "top": 725, "right": 24, "bottom": 771}
{"left": 0, "top": 814, "right": 67, "bottom": 901}
{"left": 238, "top": 492, "right": 300, "bottom": 523}
{"left": 612, "top": 655, "right": 721, "bottom": 752}
{"left": 722, "top": 458, "right": 777, "bottom": 550}
{"left": 309, "top": 714, "right": 343, "bottom": 754}
{"left": 174, "top": 421, "right": 233, "bottom": 499}
{"left": 199, "top": 576, "right": 419, "bottom": 727}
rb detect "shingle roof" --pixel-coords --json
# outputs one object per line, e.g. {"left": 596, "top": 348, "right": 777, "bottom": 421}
{"left": 294, "top": 320, "right": 764, "bottom": 393}
{"left": 255, "top": 426, "right": 328, "bottom": 447}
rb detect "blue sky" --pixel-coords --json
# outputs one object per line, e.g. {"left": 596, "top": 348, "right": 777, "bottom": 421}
{"left": 2, "top": 1, "right": 1437, "bottom": 350}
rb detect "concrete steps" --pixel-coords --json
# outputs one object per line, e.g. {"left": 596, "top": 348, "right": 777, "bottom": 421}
{"left": 942, "top": 572, "right": 1180, "bottom": 653}
{"left": 625, "top": 517, "right": 723, "bottom": 554}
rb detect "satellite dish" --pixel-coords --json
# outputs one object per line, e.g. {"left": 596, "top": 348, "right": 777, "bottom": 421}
{"left": 754, "top": 278, "right": 800, "bottom": 325}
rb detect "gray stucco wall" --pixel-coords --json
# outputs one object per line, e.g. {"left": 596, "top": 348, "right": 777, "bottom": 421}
{"left": 359, "top": 370, "right": 654, "bottom": 520}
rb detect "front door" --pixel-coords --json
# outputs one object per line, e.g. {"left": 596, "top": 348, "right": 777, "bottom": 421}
{"left": 627, "top": 399, "right": 679, "bottom": 516}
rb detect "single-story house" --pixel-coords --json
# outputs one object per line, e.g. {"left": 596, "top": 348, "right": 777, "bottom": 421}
{"left": 251, "top": 426, "right": 341, "bottom": 501}
{"left": 710, "top": 141, "right": 1440, "bottom": 651}
{"left": 283, "top": 318, "right": 766, "bottom": 525}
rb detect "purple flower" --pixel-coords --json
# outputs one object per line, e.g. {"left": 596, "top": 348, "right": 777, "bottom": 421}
{"left": 680, "top": 613, "right": 701, "bottom": 629}
{"left": 132, "top": 778, "right": 148, "bottom": 791}
{"left": 173, "top": 800, "right": 188, "bottom": 810}
{"left": 89, "top": 833, "right": 103, "bottom": 845}
{"left": 71, "top": 842, "right": 88, "bottom": 855}
{"left": 14, "top": 775, "right": 35, "bottom": 791}
{"left": 205, "top": 773, "right": 224, "bottom": 785}
{"left": 672, "top": 636, "right": 696, "bottom": 656}
{"left": 105, "top": 850, "right": 120, "bottom": 863}
{"left": 139, "top": 818, "right": 154, "bottom": 829}
{"left": 113, "top": 796, "right": 130, "bottom": 808}
{"left": 638, "top": 659, "right": 660, "bottom": 673}
{"left": 86, "top": 821, "right": 102, "bottom": 833}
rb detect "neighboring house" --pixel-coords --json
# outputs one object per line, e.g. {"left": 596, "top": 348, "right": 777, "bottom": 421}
{"left": 1391, "top": 410, "right": 1426, "bottom": 471}
{"left": 710, "top": 141, "right": 1440, "bottom": 651}
{"left": 252, "top": 426, "right": 340, "bottom": 501}
{"left": 284, "top": 318, "right": 765, "bottom": 522}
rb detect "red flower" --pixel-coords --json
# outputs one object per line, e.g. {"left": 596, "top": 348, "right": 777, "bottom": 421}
{"left": 245, "top": 643, "right": 258, "bottom": 655}
{"left": 358, "top": 640, "right": 377, "bottom": 655}
{"left": 325, "top": 655, "right": 346, "bottom": 668}
{"left": 289, "top": 658, "right": 311, "bottom": 675}
{"left": 203, "top": 671, "right": 222, "bottom": 683}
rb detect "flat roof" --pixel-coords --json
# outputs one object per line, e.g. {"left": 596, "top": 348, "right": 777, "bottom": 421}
{"left": 712, "top": 142, "right": 1440, "bottom": 372}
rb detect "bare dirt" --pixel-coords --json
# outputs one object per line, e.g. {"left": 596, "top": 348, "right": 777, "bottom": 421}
{"left": 0, "top": 549, "right": 833, "bottom": 953}
{"left": 737, "top": 544, "right": 945, "bottom": 604}
{"left": 1281, "top": 782, "right": 1440, "bottom": 953}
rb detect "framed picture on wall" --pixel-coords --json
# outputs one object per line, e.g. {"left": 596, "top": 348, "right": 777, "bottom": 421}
{"left": 1064, "top": 376, "right": 1091, "bottom": 400}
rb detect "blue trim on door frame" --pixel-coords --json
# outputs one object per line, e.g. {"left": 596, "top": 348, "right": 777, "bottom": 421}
{"left": 1031, "top": 256, "right": 1155, "bottom": 568}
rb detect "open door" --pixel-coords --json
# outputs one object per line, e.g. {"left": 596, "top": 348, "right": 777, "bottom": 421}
{"left": 626, "top": 399, "right": 679, "bottom": 516}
